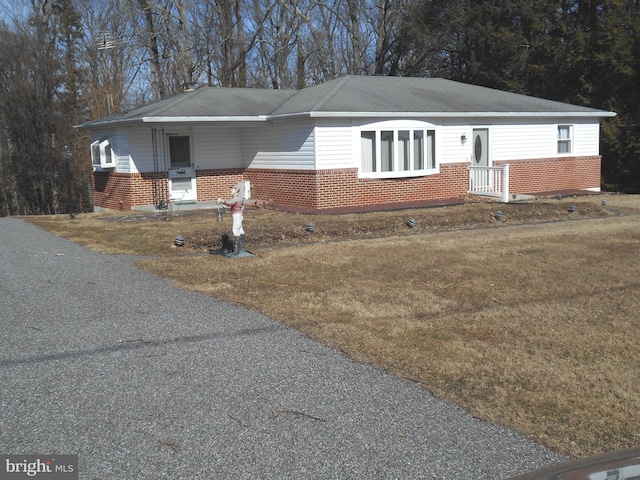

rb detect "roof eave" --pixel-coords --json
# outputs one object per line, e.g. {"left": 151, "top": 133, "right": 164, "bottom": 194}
{"left": 146, "top": 116, "right": 270, "bottom": 122}
{"left": 75, "top": 115, "right": 270, "bottom": 130}
{"left": 306, "top": 111, "right": 617, "bottom": 118}
{"left": 76, "top": 109, "right": 617, "bottom": 130}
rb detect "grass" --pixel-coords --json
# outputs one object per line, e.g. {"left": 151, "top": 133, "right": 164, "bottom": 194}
{"left": 24, "top": 194, "right": 640, "bottom": 458}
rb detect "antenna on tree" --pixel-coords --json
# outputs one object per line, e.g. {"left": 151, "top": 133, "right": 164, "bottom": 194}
{"left": 96, "top": 31, "right": 118, "bottom": 114}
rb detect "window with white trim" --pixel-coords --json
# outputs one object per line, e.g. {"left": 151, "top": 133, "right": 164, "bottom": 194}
{"left": 361, "top": 128, "right": 436, "bottom": 176}
{"left": 91, "top": 137, "right": 116, "bottom": 168}
{"left": 557, "top": 125, "right": 572, "bottom": 154}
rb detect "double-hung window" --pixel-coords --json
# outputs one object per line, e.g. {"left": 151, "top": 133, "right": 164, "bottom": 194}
{"left": 361, "top": 127, "right": 436, "bottom": 177}
{"left": 557, "top": 125, "right": 573, "bottom": 154}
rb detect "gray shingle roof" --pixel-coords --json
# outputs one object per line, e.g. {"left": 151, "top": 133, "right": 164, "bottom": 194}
{"left": 77, "top": 75, "right": 615, "bottom": 129}
{"left": 272, "top": 76, "right": 615, "bottom": 117}
{"left": 77, "top": 87, "right": 297, "bottom": 129}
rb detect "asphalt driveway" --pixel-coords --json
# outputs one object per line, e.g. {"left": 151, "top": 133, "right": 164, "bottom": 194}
{"left": 0, "top": 217, "right": 566, "bottom": 479}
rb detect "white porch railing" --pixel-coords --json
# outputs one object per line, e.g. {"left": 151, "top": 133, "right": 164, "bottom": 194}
{"left": 469, "top": 164, "right": 510, "bottom": 203}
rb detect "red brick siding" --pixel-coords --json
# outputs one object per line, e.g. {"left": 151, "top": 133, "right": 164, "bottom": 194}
{"left": 245, "top": 169, "right": 318, "bottom": 208}
{"left": 245, "top": 164, "right": 469, "bottom": 210}
{"left": 92, "top": 172, "right": 146, "bottom": 211}
{"left": 497, "top": 156, "right": 601, "bottom": 194}
{"left": 196, "top": 169, "right": 245, "bottom": 201}
{"left": 92, "top": 155, "right": 600, "bottom": 211}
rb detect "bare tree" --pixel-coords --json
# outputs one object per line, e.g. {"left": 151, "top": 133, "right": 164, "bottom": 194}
{"left": 77, "top": 0, "right": 138, "bottom": 115}
{"left": 0, "top": 0, "right": 86, "bottom": 215}
{"left": 134, "top": 0, "right": 168, "bottom": 100}
{"left": 247, "top": 0, "right": 302, "bottom": 88}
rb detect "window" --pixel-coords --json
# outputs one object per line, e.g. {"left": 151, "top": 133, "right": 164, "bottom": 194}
{"left": 361, "top": 131, "right": 376, "bottom": 172}
{"left": 381, "top": 131, "right": 393, "bottom": 172}
{"left": 399, "top": 130, "right": 410, "bottom": 171}
{"left": 557, "top": 125, "right": 572, "bottom": 154}
{"left": 168, "top": 135, "right": 191, "bottom": 168}
{"left": 360, "top": 128, "right": 436, "bottom": 177}
{"left": 90, "top": 138, "right": 115, "bottom": 168}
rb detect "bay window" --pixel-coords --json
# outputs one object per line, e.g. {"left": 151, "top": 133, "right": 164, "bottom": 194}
{"left": 361, "top": 127, "right": 436, "bottom": 176}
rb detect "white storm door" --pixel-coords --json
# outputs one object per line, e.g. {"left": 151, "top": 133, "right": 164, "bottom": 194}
{"left": 471, "top": 128, "right": 491, "bottom": 190}
{"left": 167, "top": 134, "right": 197, "bottom": 202}
{"left": 472, "top": 128, "right": 489, "bottom": 167}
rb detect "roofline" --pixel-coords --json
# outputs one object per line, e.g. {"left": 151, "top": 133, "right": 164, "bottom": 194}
{"left": 75, "top": 115, "right": 270, "bottom": 130}
{"left": 271, "top": 111, "right": 617, "bottom": 119}
{"left": 76, "top": 109, "right": 616, "bottom": 130}
{"left": 146, "top": 116, "right": 270, "bottom": 122}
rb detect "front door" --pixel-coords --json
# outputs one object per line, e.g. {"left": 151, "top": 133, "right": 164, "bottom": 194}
{"left": 167, "top": 134, "right": 197, "bottom": 202}
{"left": 472, "top": 128, "right": 489, "bottom": 167}
{"left": 471, "top": 128, "right": 491, "bottom": 190}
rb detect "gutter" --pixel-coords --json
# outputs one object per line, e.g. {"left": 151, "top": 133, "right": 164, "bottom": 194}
{"left": 75, "top": 110, "right": 616, "bottom": 130}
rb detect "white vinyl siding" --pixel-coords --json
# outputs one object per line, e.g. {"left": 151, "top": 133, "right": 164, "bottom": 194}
{"left": 439, "top": 125, "right": 475, "bottom": 164}
{"left": 574, "top": 122, "right": 600, "bottom": 155}
{"left": 438, "top": 119, "right": 602, "bottom": 164}
{"left": 96, "top": 117, "right": 603, "bottom": 177}
{"left": 115, "top": 129, "right": 131, "bottom": 172}
{"left": 490, "top": 120, "right": 599, "bottom": 162}
{"left": 246, "top": 120, "right": 315, "bottom": 169}
{"left": 491, "top": 123, "right": 555, "bottom": 161}
{"left": 192, "top": 126, "right": 244, "bottom": 169}
{"left": 315, "top": 119, "right": 353, "bottom": 169}
{"left": 128, "top": 127, "right": 154, "bottom": 173}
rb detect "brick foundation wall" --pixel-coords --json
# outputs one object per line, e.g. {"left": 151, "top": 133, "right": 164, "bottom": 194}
{"left": 92, "top": 155, "right": 600, "bottom": 212}
{"left": 93, "top": 170, "right": 246, "bottom": 210}
{"left": 93, "top": 172, "right": 133, "bottom": 211}
{"left": 197, "top": 169, "right": 246, "bottom": 201}
{"left": 93, "top": 172, "right": 167, "bottom": 210}
{"left": 245, "top": 164, "right": 469, "bottom": 211}
{"left": 244, "top": 169, "right": 318, "bottom": 209}
{"left": 497, "top": 156, "right": 601, "bottom": 194}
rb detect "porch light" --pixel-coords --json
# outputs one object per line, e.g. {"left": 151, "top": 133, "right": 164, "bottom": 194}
{"left": 461, "top": 134, "right": 467, "bottom": 144}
